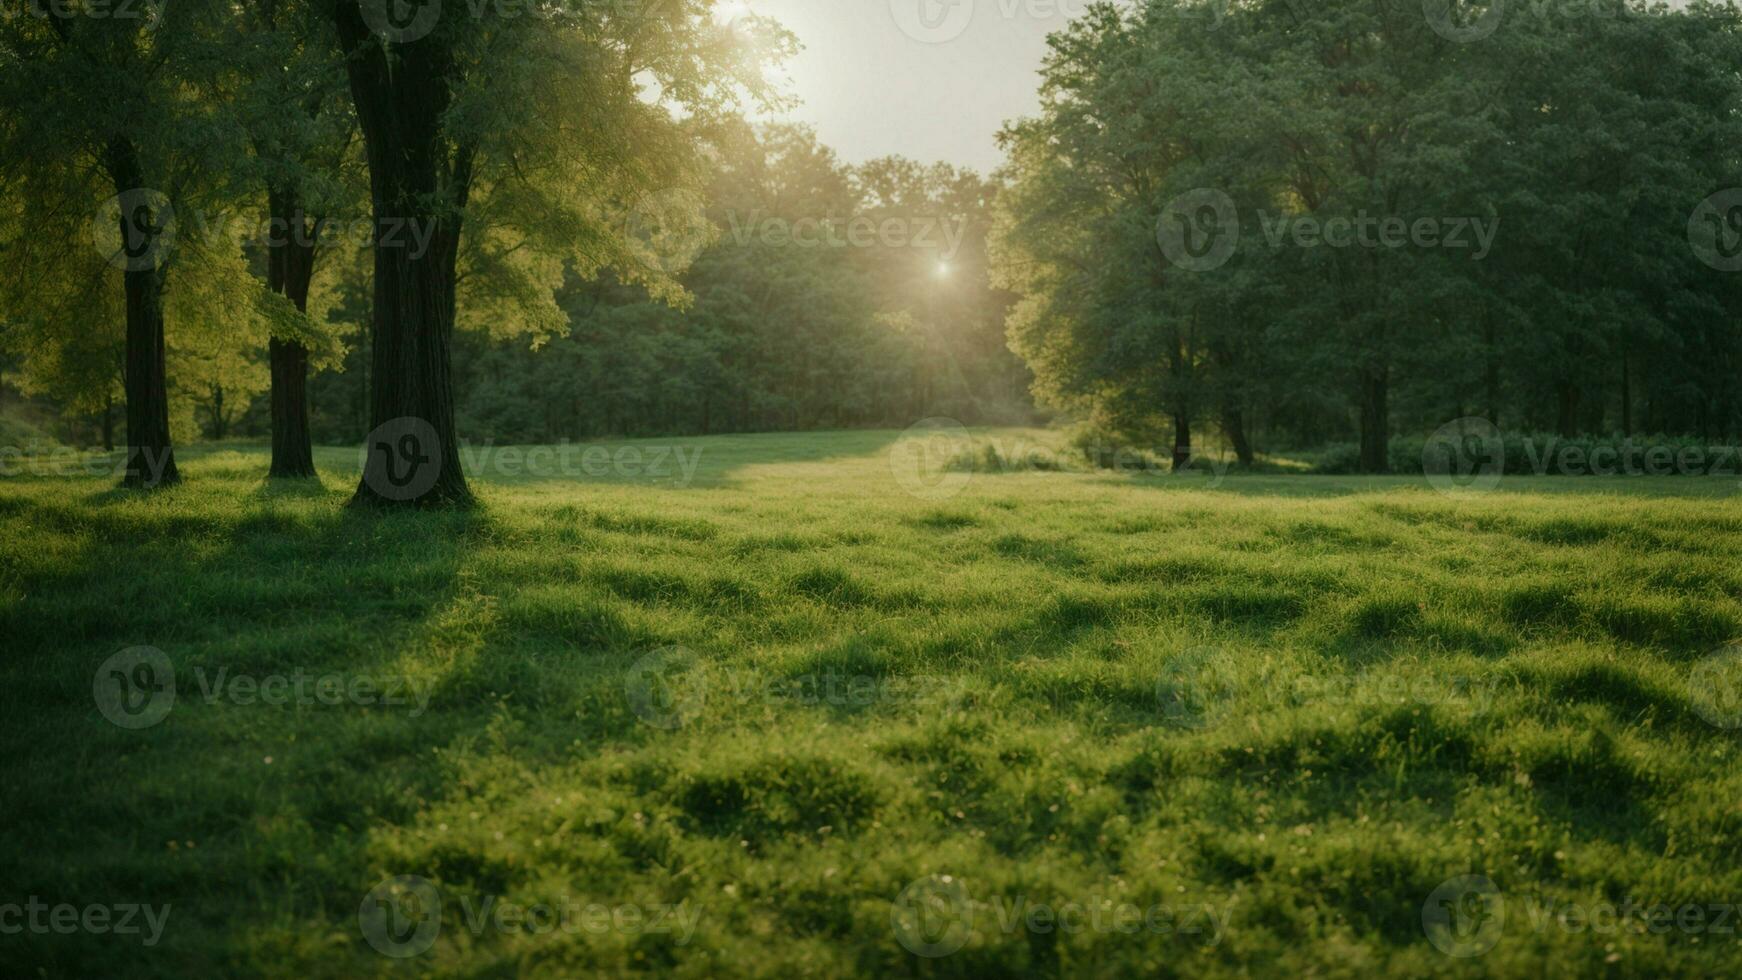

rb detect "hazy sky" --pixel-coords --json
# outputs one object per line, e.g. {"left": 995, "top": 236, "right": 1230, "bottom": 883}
{"left": 741, "top": 0, "right": 1088, "bottom": 174}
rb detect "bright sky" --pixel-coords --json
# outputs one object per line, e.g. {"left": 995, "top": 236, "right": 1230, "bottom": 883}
{"left": 740, "top": 0, "right": 1090, "bottom": 175}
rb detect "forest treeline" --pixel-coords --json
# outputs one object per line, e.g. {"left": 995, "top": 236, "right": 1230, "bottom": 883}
{"left": 995, "top": 0, "right": 1742, "bottom": 470}
{"left": 2, "top": 0, "right": 1741, "bottom": 502}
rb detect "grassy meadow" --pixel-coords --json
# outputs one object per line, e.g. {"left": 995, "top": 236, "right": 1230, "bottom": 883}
{"left": 4, "top": 428, "right": 1742, "bottom": 977}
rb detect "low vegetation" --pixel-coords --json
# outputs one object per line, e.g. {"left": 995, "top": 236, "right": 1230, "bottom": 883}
{"left": 3, "top": 430, "right": 1739, "bottom": 977}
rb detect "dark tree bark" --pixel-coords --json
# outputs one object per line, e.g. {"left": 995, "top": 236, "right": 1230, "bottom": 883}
{"left": 1222, "top": 404, "right": 1254, "bottom": 468}
{"left": 1483, "top": 311, "right": 1501, "bottom": 429}
{"left": 267, "top": 186, "right": 318, "bottom": 478}
{"left": 1358, "top": 368, "right": 1389, "bottom": 474}
{"left": 1171, "top": 412, "right": 1192, "bottom": 472}
{"left": 1555, "top": 380, "right": 1580, "bottom": 438}
{"left": 333, "top": 9, "right": 473, "bottom": 507}
{"left": 107, "top": 138, "right": 180, "bottom": 490}
{"left": 101, "top": 395, "right": 115, "bottom": 452}
{"left": 209, "top": 385, "right": 228, "bottom": 439}
{"left": 1619, "top": 352, "right": 1632, "bottom": 437}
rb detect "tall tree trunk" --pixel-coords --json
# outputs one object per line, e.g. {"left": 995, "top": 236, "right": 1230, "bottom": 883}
{"left": 1619, "top": 353, "right": 1632, "bottom": 437}
{"left": 334, "top": 11, "right": 472, "bottom": 507}
{"left": 1358, "top": 368, "right": 1389, "bottom": 474}
{"left": 210, "top": 385, "right": 227, "bottom": 439}
{"left": 1171, "top": 412, "right": 1192, "bottom": 472}
{"left": 101, "top": 395, "right": 115, "bottom": 452}
{"left": 1222, "top": 404, "right": 1254, "bottom": 468}
{"left": 1555, "top": 380, "right": 1580, "bottom": 438}
{"left": 1482, "top": 311, "right": 1500, "bottom": 428}
{"left": 267, "top": 186, "right": 318, "bottom": 478}
{"left": 107, "top": 139, "right": 179, "bottom": 490}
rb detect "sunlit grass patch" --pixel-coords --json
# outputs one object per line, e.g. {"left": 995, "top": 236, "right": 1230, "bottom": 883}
{"left": 3, "top": 430, "right": 1741, "bottom": 977}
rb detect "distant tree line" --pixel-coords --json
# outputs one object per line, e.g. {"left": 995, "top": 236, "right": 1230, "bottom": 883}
{"left": 993, "top": 0, "right": 1742, "bottom": 471}
{"left": 301, "top": 123, "right": 1033, "bottom": 445}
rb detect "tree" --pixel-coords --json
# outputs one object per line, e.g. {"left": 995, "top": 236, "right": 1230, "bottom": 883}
{"left": 0, "top": 0, "right": 250, "bottom": 487}
{"left": 325, "top": 0, "right": 791, "bottom": 506}
{"left": 230, "top": 0, "right": 361, "bottom": 477}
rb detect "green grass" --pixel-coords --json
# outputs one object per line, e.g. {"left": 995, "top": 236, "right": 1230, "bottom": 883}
{"left": 4, "top": 428, "right": 1742, "bottom": 977}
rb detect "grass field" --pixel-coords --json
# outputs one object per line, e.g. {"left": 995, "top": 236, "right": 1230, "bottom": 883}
{"left": 4, "top": 428, "right": 1742, "bottom": 977}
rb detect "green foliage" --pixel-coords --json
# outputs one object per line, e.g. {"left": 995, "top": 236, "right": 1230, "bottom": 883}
{"left": 993, "top": 0, "right": 1742, "bottom": 464}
